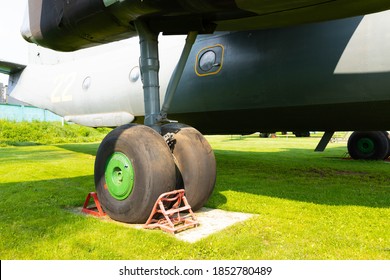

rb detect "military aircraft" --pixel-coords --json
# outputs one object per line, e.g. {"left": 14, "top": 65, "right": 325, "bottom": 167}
{"left": 3, "top": 0, "right": 390, "bottom": 224}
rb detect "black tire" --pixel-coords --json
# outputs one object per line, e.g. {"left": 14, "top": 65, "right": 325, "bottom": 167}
{"left": 94, "top": 124, "right": 176, "bottom": 223}
{"left": 347, "top": 131, "right": 389, "bottom": 160}
{"left": 294, "top": 131, "right": 310, "bottom": 137}
{"left": 382, "top": 131, "right": 390, "bottom": 159}
{"left": 161, "top": 123, "right": 216, "bottom": 211}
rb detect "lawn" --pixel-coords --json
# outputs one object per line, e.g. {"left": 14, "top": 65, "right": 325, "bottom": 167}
{"left": 0, "top": 134, "right": 389, "bottom": 259}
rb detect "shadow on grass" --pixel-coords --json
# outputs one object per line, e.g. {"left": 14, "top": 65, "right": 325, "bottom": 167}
{"left": 0, "top": 145, "right": 88, "bottom": 162}
{"left": 0, "top": 144, "right": 389, "bottom": 256}
{"left": 56, "top": 143, "right": 100, "bottom": 156}
{"left": 209, "top": 148, "right": 390, "bottom": 209}
{"left": 39, "top": 144, "right": 390, "bottom": 209}
{"left": 2, "top": 143, "right": 389, "bottom": 217}
{"left": 0, "top": 175, "right": 147, "bottom": 259}
{"left": 0, "top": 175, "right": 95, "bottom": 244}
{"left": 0, "top": 175, "right": 94, "bottom": 209}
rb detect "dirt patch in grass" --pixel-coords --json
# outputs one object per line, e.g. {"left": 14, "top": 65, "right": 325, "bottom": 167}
{"left": 293, "top": 168, "right": 369, "bottom": 178}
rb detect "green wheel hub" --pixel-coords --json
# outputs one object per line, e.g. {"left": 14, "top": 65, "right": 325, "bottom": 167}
{"left": 357, "top": 138, "right": 375, "bottom": 154}
{"left": 105, "top": 152, "right": 134, "bottom": 200}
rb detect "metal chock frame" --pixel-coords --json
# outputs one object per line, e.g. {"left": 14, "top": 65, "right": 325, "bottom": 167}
{"left": 143, "top": 189, "right": 199, "bottom": 234}
{"left": 82, "top": 192, "right": 106, "bottom": 217}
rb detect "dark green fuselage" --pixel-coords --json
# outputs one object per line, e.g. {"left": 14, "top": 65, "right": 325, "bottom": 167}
{"left": 165, "top": 14, "right": 390, "bottom": 134}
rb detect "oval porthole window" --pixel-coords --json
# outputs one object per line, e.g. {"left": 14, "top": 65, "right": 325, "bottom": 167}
{"left": 195, "top": 44, "right": 224, "bottom": 76}
{"left": 199, "top": 50, "right": 216, "bottom": 72}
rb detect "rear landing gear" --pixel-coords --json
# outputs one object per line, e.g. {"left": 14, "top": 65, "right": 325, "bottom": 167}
{"left": 347, "top": 131, "right": 390, "bottom": 160}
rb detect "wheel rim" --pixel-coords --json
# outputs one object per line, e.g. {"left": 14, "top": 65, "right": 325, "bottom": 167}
{"left": 105, "top": 152, "right": 134, "bottom": 200}
{"left": 357, "top": 138, "right": 375, "bottom": 154}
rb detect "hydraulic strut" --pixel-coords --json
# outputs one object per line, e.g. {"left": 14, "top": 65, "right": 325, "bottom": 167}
{"left": 135, "top": 20, "right": 197, "bottom": 131}
{"left": 135, "top": 21, "right": 161, "bottom": 132}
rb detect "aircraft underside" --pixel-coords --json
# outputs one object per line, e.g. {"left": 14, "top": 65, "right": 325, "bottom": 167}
{"left": 165, "top": 102, "right": 390, "bottom": 135}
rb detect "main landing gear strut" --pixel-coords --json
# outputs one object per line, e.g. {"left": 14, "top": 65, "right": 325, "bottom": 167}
{"left": 94, "top": 21, "right": 216, "bottom": 223}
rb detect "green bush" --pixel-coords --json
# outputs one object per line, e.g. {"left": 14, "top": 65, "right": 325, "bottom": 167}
{"left": 0, "top": 120, "right": 112, "bottom": 146}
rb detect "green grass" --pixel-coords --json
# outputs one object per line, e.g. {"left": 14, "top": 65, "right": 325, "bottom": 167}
{"left": 0, "top": 133, "right": 389, "bottom": 260}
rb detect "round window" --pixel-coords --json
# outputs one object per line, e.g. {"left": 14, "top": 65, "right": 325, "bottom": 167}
{"left": 199, "top": 50, "right": 216, "bottom": 72}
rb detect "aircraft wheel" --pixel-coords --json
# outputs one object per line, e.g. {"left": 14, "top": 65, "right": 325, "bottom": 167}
{"left": 94, "top": 124, "right": 176, "bottom": 223}
{"left": 294, "top": 131, "right": 310, "bottom": 137}
{"left": 382, "top": 131, "right": 390, "bottom": 159}
{"left": 161, "top": 123, "right": 216, "bottom": 211}
{"left": 347, "top": 131, "right": 389, "bottom": 160}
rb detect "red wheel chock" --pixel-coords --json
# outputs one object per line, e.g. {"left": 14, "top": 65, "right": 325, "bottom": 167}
{"left": 144, "top": 189, "right": 199, "bottom": 234}
{"left": 82, "top": 192, "right": 106, "bottom": 217}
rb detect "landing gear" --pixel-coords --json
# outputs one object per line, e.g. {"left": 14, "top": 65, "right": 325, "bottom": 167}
{"left": 94, "top": 21, "right": 216, "bottom": 223}
{"left": 294, "top": 131, "right": 310, "bottom": 137}
{"left": 259, "top": 133, "right": 270, "bottom": 138}
{"left": 347, "top": 131, "right": 390, "bottom": 160}
{"left": 162, "top": 123, "right": 216, "bottom": 211}
{"left": 94, "top": 124, "right": 176, "bottom": 223}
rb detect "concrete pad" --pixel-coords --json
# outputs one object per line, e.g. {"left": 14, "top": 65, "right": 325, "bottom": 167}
{"left": 74, "top": 206, "right": 254, "bottom": 243}
{"left": 174, "top": 207, "right": 254, "bottom": 243}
